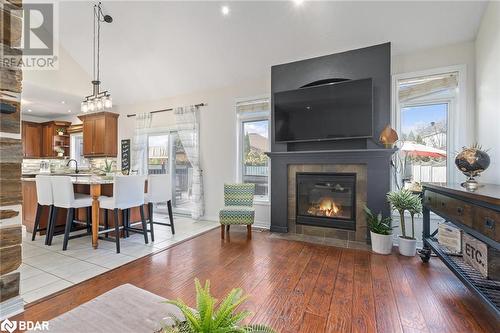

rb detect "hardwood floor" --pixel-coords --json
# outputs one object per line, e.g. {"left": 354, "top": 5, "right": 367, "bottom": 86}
{"left": 15, "top": 228, "right": 499, "bottom": 332}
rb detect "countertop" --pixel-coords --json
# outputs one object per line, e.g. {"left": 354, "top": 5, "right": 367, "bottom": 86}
{"left": 21, "top": 175, "right": 114, "bottom": 185}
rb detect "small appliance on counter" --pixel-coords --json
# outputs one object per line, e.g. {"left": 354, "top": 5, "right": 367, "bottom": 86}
{"left": 39, "top": 160, "right": 51, "bottom": 174}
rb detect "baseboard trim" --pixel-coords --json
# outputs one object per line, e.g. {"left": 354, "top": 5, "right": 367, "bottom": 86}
{"left": 0, "top": 296, "right": 24, "bottom": 320}
{"left": 270, "top": 225, "right": 288, "bottom": 233}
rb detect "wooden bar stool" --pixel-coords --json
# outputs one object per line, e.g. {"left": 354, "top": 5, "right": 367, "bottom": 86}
{"left": 49, "top": 176, "right": 92, "bottom": 250}
{"left": 143, "top": 174, "right": 175, "bottom": 241}
{"left": 32, "top": 175, "right": 54, "bottom": 245}
{"left": 99, "top": 175, "right": 148, "bottom": 253}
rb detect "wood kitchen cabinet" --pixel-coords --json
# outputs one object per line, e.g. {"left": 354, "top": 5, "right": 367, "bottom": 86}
{"left": 41, "top": 121, "right": 71, "bottom": 157}
{"left": 22, "top": 121, "right": 42, "bottom": 158}
{"left": 78, "top": 112, "right": 119, "bottom": 157}
{"left": 21, "top": 120, "right": 71, "bottom": 158}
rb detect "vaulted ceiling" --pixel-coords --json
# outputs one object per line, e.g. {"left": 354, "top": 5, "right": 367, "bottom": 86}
{"left": 23, "top": 0, "right": 487, "bottom": 117}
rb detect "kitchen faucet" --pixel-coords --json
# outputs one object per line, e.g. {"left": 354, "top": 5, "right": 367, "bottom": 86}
{"left": 66, "top": 159, "right": 79, "bottom": 174}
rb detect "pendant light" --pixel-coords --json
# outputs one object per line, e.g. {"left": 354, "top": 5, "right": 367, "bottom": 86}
{"left": 81, "top": 2, "right": 113, "bottom": 113}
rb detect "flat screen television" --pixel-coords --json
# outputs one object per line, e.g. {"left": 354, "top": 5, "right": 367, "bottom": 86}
{"left": 274, "top": 78, "right": 373, "bottom": 143}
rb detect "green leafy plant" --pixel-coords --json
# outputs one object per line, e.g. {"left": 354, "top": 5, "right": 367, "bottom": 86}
{"left": 387, "top": 189, "right": 422, "bottom": 239}
{"left": 162, "top": 279, "right": 275, "bottom": 333}
{"left": 56, "top": 127, "right": 66, "bottom": 134}
{"left": 101, "top": 159, "right": 115, "bottom": 173}
{"left": 364, "top": 206, "right": 392, "bottom": 235}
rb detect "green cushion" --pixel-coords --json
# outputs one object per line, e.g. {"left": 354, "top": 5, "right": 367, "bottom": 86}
{"left": 224, "top": 183, "right": 255, "bottom": 207}
{"left": 219, "top": 206, "right": 255, "bottom": 225}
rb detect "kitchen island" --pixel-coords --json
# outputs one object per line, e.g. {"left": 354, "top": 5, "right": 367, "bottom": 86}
{"left": 22, "top": 175, "right": 147, "bottom": 249}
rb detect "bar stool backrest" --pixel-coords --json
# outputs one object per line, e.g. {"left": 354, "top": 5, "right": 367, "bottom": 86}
{"left": 147, "top": 174, "right": 171, "bottom": 204}
{"left": 35, "top": 175, "right": 53, "bottom": 206}
{"left": 113, "top": 175, "right": 146, "bottom": 209}
{"left": 51, "top": 176, "right": 76, "bottom": 208}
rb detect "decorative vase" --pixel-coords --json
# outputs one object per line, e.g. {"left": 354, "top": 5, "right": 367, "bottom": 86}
{"left": 370, "top": 231, "right": 393, "bottom": 255}
{"left": 455, "top": 146, "right": 490, "bottom": 191}
{"left": 379, "top": 124, "right": 398, "bottom": 148}
{"left": 398, "top": 236, "right": 417, "bottom": 256}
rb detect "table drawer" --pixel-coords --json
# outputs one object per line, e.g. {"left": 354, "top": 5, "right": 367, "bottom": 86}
{"left": 472, "top": 206, "right": 500, "bottom": 243}
{"left": 424, "top": 191, "right": 473, "bottom": 227}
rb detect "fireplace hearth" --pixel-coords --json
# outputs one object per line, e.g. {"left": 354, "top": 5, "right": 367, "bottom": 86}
{"left": 296, "top": 172, "right": 356, "bottom": 230}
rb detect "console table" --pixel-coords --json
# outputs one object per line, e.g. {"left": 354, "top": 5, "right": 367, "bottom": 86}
{"left": 420, "top": 182, "right": 500, "bottom": 320}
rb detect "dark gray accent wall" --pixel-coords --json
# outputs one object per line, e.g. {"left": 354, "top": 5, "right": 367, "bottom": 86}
{"left": 271, "top": 43, "right": 391, "bottom": 152}
{"left": 268, "top": 43, "right": 394, "bottom": 239}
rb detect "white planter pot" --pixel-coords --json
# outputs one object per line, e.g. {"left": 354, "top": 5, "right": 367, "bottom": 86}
{"left": 398, "top": 236, "right": 417, "bottom": 256}
{"left": 370, "top": 231, "right": 393, "bottom": 255}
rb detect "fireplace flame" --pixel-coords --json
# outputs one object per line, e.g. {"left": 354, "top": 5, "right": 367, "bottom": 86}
{"left": 307, "top": 197, "right": 342, "bottom": 217}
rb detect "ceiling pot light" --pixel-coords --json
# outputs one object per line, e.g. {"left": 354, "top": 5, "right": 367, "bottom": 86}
{"left": 81, "top": 2, "right": 113, "bottom": 112}
{"left": 61, "top": 100, "right": 65, "bottom": 104}
{"left": 27, "top": 109, "right": 32, "bottom": 112}
{"left": 68, "top": 109, "right": 72, "bottom": 113}
{"left": 221, "top": 5, "right": 230, "bottom": 16}
{"left": 293, "top": 0, "right": 305, "bottom": 6}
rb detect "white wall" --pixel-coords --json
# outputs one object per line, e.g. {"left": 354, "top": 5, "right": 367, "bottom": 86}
{"left": 475, "top": 2, "right": 500, "bottom": 185}
{"left": 392, "top": 41, "right": 477, "bottom": 147}
{"left": 115, "top": 77, "right": 271, "bottom": 227}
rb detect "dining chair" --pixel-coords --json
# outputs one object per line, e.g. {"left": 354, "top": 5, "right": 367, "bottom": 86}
{"left": 50, "top": 176, "right": 92, "bottom": 250}
{"left": 32, "top": 175, "right": 54, "bottom": 245}
{"left": 143, "top": 174, "right": 175, "bottom": 241}
{"left": 99, "top": 175, "right": 148, "bottom": 253}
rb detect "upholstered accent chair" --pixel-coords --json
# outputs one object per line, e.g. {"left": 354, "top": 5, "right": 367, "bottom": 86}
{"left": 219, "top": 183, "right": 255, "bottom": 239}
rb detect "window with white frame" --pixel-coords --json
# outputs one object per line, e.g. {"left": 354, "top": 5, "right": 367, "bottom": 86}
{"left": 237, "top": 98, "right": 270, "bottom": 201}
{"left": 393, "top": 71, "right": 459, "bottom": 190}
{"left": 70, "top": 132, "right": 89, "bottom": 168}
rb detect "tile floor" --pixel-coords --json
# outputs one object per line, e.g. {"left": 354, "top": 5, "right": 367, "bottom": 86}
{"left": 18, "top": 215, "right": 219, "bottom": 304}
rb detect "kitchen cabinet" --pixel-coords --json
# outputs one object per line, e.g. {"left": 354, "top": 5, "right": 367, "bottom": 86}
{"left": 22, "top": 121, "right": 42, "bottom": 158}
{"left": 41, "top": 121, "right": 71, "bottom": 157}
{"left": 21, "top": 120, "right": 71, "bottom": 158}
{"left": 78, "top": 112, "right": 119, "bottom": 157}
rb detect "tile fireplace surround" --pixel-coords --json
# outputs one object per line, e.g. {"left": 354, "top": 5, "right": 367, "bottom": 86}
{"left": 288, "top": 164, "right": 367, "bottom": 243}
{"left": 267, "top": 149, "right": 396, "bottom": 247}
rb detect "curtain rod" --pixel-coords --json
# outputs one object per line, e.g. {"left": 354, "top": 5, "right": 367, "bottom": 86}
{"left": 126, "top": 103, "right": 206, "bottom": 118}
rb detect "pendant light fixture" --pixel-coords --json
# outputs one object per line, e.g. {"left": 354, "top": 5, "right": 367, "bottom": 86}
{"left": 81, "top": 2, "right": 113, "bottom": 113}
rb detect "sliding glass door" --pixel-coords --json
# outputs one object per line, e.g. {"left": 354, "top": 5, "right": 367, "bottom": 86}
{"left": 147, "top": 131, "right": 193, "bottom": 215}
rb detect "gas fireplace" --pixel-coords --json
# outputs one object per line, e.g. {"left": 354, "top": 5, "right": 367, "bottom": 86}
{"left": 296, "top": 172, "right": 356, "bottom": 230}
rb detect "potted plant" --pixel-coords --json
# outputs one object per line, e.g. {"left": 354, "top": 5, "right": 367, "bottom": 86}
{"left": 101, "top": 159, "right": 115, "bottom": 177}
{"left": 55, "top": 147, "right": 65, "bottom": 157}
{"left": 56, "top": 128, "right": 65, "bottom": 135}
{"left": 160, "top": 279, "right": 275, "bottom": 333}
{"left": 387, "top": 189, "right": 422, "bottom": 256}
{"left": 364, "top": 206, "right": 393, "bottom": 255}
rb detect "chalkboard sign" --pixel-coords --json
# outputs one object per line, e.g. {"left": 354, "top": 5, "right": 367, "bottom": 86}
{"left": 121, "top": 139, "right": 131, "bottom": 175}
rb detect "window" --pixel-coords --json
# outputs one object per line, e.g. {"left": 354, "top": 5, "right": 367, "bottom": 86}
{"left": 394, "top": 71, "right": 458, "bottom": 189}
{"left": 146, "top": 131, "right": 193, "bottom": 215}
{"left": 400, "top": 103, "right": 448, "bottom": 184}
{"left": 147, "top": 134, "right": 169, "bottom": 175}
{"left": 237, "top": 98, "right": 270, "bottom": 201}
{"left": 70, "top": 133, "right": 88, "bottom": 168}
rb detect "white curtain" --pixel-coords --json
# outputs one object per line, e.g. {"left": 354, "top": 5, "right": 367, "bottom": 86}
{"left": 174, "top": 105, "right": 204, "bottom": 219}
{"left": 132, "top": 113, "right": 152, "bottom": 175}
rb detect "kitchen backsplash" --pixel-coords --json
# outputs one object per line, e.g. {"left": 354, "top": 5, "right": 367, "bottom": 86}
{"left": 22, "top": 157, "right": 118, "bottom": 174}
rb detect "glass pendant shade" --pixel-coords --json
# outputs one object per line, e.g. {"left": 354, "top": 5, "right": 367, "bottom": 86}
{"left": 96, "top": 98, "right": 104, "bottom": 111}
{"left": 81, "top": 101, "right": 88, "bottom": 113}
{"left": 104, "top": 96, "right": 112, "bottom": 109}
{"left": 88, "top": 100, "right": 96, "bottom": 112}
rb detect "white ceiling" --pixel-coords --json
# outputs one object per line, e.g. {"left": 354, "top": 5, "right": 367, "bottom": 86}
{"left": 23, "top": 0, "right": 487, "bottom": 117}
